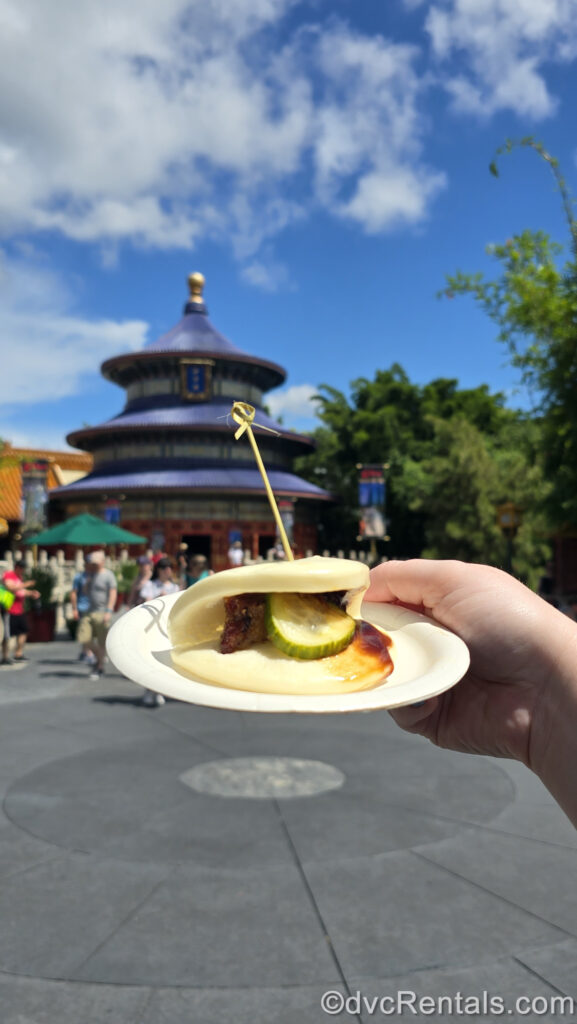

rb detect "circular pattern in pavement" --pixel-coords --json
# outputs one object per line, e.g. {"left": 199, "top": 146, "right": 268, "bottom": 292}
{"left": 4, "top": 724, "right": 514, "bottom": 867}
{"left": 179, "top": 756, "right": 346, "bottom": 799}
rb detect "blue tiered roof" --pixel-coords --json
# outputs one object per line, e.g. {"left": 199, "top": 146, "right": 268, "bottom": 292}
{"left": 67, "top": 398, "right": 307, "bottom": 444}
{"left": 53, "top": 466, "right": 328, "bottom": 498}
{"left": 55, "top": 273, "right": 330, "bottom": 503}
{"left": 99, "top": 272, "right": 286, "bottom": 390}
{"left": 145, "top": 300, "right": 245, "bottom": 355}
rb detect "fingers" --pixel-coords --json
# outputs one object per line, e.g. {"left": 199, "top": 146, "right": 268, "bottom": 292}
{"left": 388, "top": 696, "right": 439, "bottom": 735}
{"left": 366, "top": 559, "right": 476, "bottom": 618}
{"left": 367, "top": 558, "right": 529, "bottom": 611}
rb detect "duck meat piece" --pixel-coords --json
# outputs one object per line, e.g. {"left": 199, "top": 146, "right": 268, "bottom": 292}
{"left": 220, "top": 593, "right": 267, "bottom": 653}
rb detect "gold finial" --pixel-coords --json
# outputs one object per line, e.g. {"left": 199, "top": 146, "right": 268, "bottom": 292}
{"left": 187, "top": 272, "right": 205, "bottom": 304}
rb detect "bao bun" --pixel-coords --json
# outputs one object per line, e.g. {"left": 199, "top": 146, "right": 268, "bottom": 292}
{"left": 168, "top": 556, "right": 391, "bottom": 696}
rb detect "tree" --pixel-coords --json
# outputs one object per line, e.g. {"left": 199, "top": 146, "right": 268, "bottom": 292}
{"left": 443, "top": 137, "right": 577, "bottom": 526}
{"left": 404, "top": 416, "right": 502, "bottom": 563}
{"left": 296, "top": 365, "right": 549, "bottom": 582}
{"left": 404, "top": 414, "right": 550, "bottom": 584}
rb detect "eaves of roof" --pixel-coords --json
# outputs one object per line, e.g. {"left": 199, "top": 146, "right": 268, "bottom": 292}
{"left": 50, "top": 466, "right": 332, "bottom": 501}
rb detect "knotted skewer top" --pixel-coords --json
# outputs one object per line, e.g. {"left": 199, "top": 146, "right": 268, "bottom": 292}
{"left": 230, "top": 402, "right": 294, "bottom": 560}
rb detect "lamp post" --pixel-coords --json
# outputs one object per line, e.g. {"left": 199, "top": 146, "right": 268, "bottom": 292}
{"left": 496, "top": 501, "right": 522, "bottom": 574}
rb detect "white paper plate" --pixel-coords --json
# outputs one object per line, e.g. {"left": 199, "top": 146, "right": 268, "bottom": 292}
{"left": 106, "top": 593, "right": 470, "bottom": 714}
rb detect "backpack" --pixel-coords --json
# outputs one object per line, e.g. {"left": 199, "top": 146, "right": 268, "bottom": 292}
{"left": 0, "top": 583, "right": 15, "bottom": 611}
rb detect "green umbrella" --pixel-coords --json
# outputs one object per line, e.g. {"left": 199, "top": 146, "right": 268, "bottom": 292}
{"left": 25, "top": 513, "right": 147, "bottom": 547}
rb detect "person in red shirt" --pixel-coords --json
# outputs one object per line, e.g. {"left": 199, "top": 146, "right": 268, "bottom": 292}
{"left": 1, "top": 560, "right": 40, "bottom": 665}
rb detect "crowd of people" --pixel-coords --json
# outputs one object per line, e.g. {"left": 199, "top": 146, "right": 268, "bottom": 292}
{"left": 1, "top": 547, "right": 215, "bottom": 703}
{"left": 124, "top": 549, "right": 214, "bottom": 706}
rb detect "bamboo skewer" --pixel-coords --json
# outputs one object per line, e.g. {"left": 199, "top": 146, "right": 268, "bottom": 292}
{"left": 230, "top": 402, "right": 294, "bottom": 561}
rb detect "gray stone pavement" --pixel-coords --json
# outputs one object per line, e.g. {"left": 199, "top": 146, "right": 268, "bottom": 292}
{"left": 0, "top": 640, "right": 576, "bottom": 1024}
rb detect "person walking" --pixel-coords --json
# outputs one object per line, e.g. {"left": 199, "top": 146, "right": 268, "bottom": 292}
{"left": 127, "top": 556, "right": 153, "bottom": 608}
{"left": 77, "top": 551, "right": 117, "bottom": 680}
{"left": 70, "top": 562, "right": 94, "bottom": 664}
{"left": 176, "top": 544, "right": 189, "bottom": 589}
{"left": 1, "top": 560, "right": 39, "bottom": 665}
{"left": 139, "top": 557, "right": 181, "bottom": 707}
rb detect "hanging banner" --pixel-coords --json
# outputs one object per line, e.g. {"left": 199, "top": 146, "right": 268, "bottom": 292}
{"left": 104, "top": 499, "right": 121, "bottom": 524}
{"left": 358, "top": 466, "right": 385, "bottom": 508}
{"left": 357, "top": 465, "right": 386, "bottom": 539}
{"left": 21, "top": 459, "right": 49, "bottom": 534}
{"left": 359, "top": 507, "right": 386, "bottom": 539}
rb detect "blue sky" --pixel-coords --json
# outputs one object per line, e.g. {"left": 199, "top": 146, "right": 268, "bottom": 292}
{"left": 2, "top": 0, "right": 577, "bottom": 450}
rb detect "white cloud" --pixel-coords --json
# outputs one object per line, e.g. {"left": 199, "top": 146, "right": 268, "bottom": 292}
{"left": 266, "top": 383, "right": 320, "bottom": 426}
{"left": 0, "top": 251, "right": 148, "bottom": 406}
{"left": 425, "top": 0, "right": 577, "bottom": 118}
{"left": 340, "top": 164, "right": 447, "bottom": 233}
{"left": 0, "top": 0, "right": 446, "bottom": 271}
{"left": 1, "top": 0, "right": 576, "bottom": 276}
{"left": 241, "top": 256, "right": 291, "bottom": 291}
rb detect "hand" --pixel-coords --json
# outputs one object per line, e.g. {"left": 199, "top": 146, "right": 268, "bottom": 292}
{"left": 366, "top": 559, "right": 577, "bottom": 775}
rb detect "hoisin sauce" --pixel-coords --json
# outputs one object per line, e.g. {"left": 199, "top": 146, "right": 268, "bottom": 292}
{"left": 354, "top": 620, "right": 394, "bottom": 674}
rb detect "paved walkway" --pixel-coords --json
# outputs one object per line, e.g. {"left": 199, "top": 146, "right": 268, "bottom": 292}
{"left": 0, "top": 641, "right": 576, "bottom": 1024}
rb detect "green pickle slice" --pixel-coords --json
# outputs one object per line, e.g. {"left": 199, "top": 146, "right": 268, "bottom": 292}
{"left": 266, "top": 593, "right": 356, "bottom": 660}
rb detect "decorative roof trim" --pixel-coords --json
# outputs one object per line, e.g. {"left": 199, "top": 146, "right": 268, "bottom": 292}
{"left": 52, "top": 484, "right": 332, "bottom": 500}
{"left": 50, "top": 465, "right": 330, "bottom": 501}
{"left": 66, "top": 420, "right": 314, "bottom": 450}
{"left": 101, "top": 348, "right": 286, "bottom": 385}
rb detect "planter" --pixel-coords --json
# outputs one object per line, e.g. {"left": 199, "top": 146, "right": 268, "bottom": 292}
{"left": 27, "top": 608, "right": 57, "bottom": 643}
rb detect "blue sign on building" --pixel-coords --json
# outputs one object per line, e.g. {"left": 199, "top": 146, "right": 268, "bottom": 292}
{"left": 180, "top": 359, "right": 213, "bottom": 401}
{"left": 187, "top": 364, "right": 206, "bottom": 394}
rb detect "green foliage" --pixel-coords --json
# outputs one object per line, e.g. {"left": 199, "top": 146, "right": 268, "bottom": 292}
{"left": 295, "top": 366, "right": 550, "bottom": 583}
{"left": 116, "top": 561, "right": 139, "bottom": 594}
{"left": 491, "top": 137, "right": 577, "bottom": 250}
{"left": 443, "top": 138, "right": 577, "bottom": 526}
{"left": 406, "top": 414, "right": 551, "bottom": 586}
{"left": 404, "top": 416, "right": 503, "bottom": 563}
{"left": 26, "top": 565, "right": 57, "bottom": 608}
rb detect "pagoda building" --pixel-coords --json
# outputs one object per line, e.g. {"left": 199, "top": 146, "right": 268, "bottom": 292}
{"left": 50, "top": 273, "right": 330, "bottom": 568}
